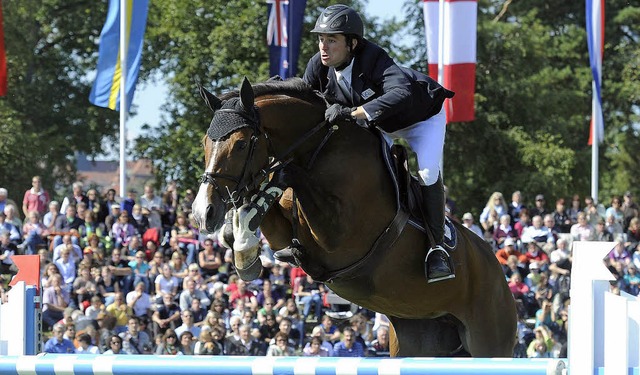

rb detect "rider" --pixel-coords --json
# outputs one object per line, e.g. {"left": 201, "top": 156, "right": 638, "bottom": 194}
{"left": 301, "top": 4, "right": 455, "bottom": 283}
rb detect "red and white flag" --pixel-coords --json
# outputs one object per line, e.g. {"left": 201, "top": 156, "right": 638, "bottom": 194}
{"left": 423, "top": 0, "right": 477, "bottom": 123}
{"left": 0, "top": 2, "right": 7, "bottom": 97}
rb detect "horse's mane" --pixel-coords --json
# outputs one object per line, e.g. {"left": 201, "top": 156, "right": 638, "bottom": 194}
{"left": 219, "top": 77, "right": 327, "bottom": 107}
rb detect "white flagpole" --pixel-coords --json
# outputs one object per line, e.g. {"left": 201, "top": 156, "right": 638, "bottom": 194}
{"left": 119, "top": 0, "right": 128, "bottom": 199}
{"left": 437, "top": 0, "right": 445, "bottom": 87}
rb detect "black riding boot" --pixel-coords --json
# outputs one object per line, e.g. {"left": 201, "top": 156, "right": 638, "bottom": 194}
{"left": 421, "top": 175, "right": 455, "bottom": 283}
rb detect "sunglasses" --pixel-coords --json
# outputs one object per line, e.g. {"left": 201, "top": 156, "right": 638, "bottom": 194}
{"left": 111, "top": 341, "right": 121, "bottom": 345}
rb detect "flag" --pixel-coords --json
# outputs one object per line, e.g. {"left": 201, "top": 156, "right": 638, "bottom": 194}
{"left": 89, "top": 0, "right": 149, "bottom": 112}
{"left": 423, "top": 0, "right": 476, "bottom": 123}
{"left": 267, "top": 0, "right": 306, "bottom": 78}
{"left": 0, "top": 2, "right": 7, "bottom": 97}
{"left": 586, "top": 0, "right": 604, "bottom": 145}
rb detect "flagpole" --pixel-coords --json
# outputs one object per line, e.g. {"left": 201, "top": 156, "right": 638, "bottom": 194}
{"left": 591, "top": 87, "right": 598, "bottom": 204}
{"left": 119, "top": 0, "right": 128, "bottom": 199}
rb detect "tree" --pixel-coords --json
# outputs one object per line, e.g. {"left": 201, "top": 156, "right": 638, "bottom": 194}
{"left": 0, "top": 0, "right": 121, "bottom": 201}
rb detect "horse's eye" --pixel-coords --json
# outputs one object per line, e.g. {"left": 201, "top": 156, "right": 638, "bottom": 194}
{"left": 235, "top": 140, "right": 248, "bottom": 151}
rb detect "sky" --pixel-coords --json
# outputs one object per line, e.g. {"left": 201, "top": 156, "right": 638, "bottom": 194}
{"left": 125, "top": 1, "right": 408, "bottom": 144}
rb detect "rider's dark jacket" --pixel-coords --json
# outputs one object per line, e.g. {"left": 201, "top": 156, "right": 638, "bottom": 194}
{"left": 302, "top": 38, "right": 454, "bottom": 133}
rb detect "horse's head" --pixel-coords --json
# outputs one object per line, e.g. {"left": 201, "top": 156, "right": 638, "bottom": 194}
{"left": 192, "top": 77, "right": 270, "bottom": 234}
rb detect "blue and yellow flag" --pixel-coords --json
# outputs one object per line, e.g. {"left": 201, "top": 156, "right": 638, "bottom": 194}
{"left": 89, "top": 0, "right": 149, "bottom": 112}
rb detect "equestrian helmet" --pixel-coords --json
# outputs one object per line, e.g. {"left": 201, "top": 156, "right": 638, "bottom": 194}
{"left": 310, "top": 4, "right": 363, "bottom": 38}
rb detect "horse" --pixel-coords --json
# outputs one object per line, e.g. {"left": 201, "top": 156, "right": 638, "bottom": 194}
{"left": 192, "top": 77, "right": 517, "bottom": 357}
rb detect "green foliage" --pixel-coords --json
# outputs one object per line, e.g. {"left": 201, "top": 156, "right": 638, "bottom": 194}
{"left": 1, "top": 0, "right": 638, "bottom": 218}
{"left": 0, "top": 0, "right": 120, "bottom": 199}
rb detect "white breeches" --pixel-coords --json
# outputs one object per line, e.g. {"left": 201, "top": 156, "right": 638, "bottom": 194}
{"left": 382, "top": 108, "right": 446, "bottom": 186}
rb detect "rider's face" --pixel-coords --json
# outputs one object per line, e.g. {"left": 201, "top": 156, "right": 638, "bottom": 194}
{"left": 318, "top": 33, "right": 353, "bottom": 68}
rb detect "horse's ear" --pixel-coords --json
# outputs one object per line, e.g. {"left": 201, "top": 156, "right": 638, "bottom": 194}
{"left": 239, "top": 77, "right": 255, "bottom": 111}
{"left": 198, "top": 84, "right": 222, "bottom": 112}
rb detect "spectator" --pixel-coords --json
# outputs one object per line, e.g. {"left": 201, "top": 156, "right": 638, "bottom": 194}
{"left": 128, "top": 250, "right": 150, "bottom": 292}
{"left": 171, "top": 212, "right": 198, "bottom": 265}
{"left": 549, "top": 238, "right": 570, "bottom": 264}
{"left": 22, "top": 176, "right": 50, "bottom": 217}
{"left": 461, "top": 212, "right": 483, "bottom": 238}
{"left": 493, "top": 214, "right": 518, "bottom": 249}
{"left": 583, "top": 196, "right": 602, "bottom": 227}
{"left": 304, "top": 325, "right": 334, "bottom": 356}
{"left": 521, "top": 215, "right": 555, "bottom": 244}
{"left": 350, "top": 312, "right": 372, "bottom": 348}
{"left": 623, "top": 264, "right": 640, "bottom": 296}
{"left": 179, "top": 331, "right": 195, "bottom": 355}
{"left": 55, "top": 246, "right": 77, "bottom": 290}
{"left": 76, "top": 332, "right": 100, "bottom": 354}
{"left": 605, "top": 195, "right": 624, "bottom": 226}
{"left": 20, "top": 211, "right": 47, "bottom": 255}
{"left": 570, "top": 212, "right": 595, "bottom": 242}
{"left": 594, "top": 218, "right": 614, "bottom": 242}
{"left": 42, "top": 274, "right": 71, "bottom": 331}
{"left": 53, "top": 235, "right": 83, "bottom": 263}
{"left": 317, "top": 314, "right": 342, "bottom": 344}
{"left": 176, "top": 309, "right": 201, "bottom": 337}
{"left": 495, "top": 238, "right": 527, "bottom": 267}
{"left": 605, "top": 214, "right": 624, "bottom": 240}
{"left": 106, "top": 292, "right": 133, "bottom": 333}
{"left": 0, "top": 212, "right": 21, "bottom": 243}
{"left": 507, "top": 191, "right": 527, "bottom": 224}
{"left": 103, "top": 334, "right": 125, "bottom": 355}
{"left": 0, "top": 188, "right": 20, "bottom": 220}
{"left": 529, "top": 194, "right": 549, "bottom": 218}
{"left": 479, "top": 192, "right": 508, "bottom": 234}
{"left": 43, "top": 323, "right": 76, "bottom": 353}
{"left": 368, "top": 325, "right": 390, "bottom": 357}
{"left": 303, "top": 335, "right": 330, "bottom": 357}
{"left": 297, "top": 274, "right": 326, "bottom": 323}
{"left": 97, "top": 266, "right": 120, "bottom": 306}
{"left": 514, "top": 209, "right": 531, "bottom": 238}
{"left": 180, "top": 278, "right": 211, "bottom": 311}
{"left": 182, "top": 263, "right": 208, "bottom": 293}
{"left": 155, "top": 328, "right": 181, "bottom": 355}
{"left": 225, "top": 323, "right": 264, "bottom": 355}
{"left": 0, "top": 232, "right": 18, "bottom": 277}
{"left": 258, "top": 312, "right": 280, "bottom": 345}
{"left": 180, "top": 189, "right": 195, "bottom": 217}
{"left": 72, "top": 264, "right": 97, "bottom": 310}
{"left": 126, "top": 281, "right": 152, "bottom": 318}
{"left": 523, "top": 242, "right": 550, "bottom": 270}
{"left": 567, "top": 195, "right": 582, "bottom": 225}
{"left": 229, "top": 279, "right": 256, "bottom": 310}
{"left": 60, "top": 181, "right": 89, "bottom": 214}
{"left": 198, "top": 238, "right": 223, "bottom": 280}
{"left": 504, "top": 254, "right": 529, "bottom": 280}
{"left": 52, "top": 205, "right": 83, "bottom": 248}
{"left": 266, "top": 331, "right": 296, "bottom": 356}
{"left": 624, "top": 217, "right": 640, "bottom": 252}
{"left": 84, "top": 295, "right": 103, "bottom": 320}
{"left": 333, "top": 326, "right": 365, "bottom": 357}
{"left": 152, "top": 293, "right": 182, "bottom": 337}
{"left": 43, "top": 201, "right": 61, "bottom": 233}
{"left": 106, "top": 248, "right": 133, "bottom": 294}
{"left": 168, "top": 246, "right": 189, "bottom": 281}
{"left": 111, "top": 211, "right": 138, "bottom": 250}
{"left": 622, "top": 191, "right": 639, "bottom": 230}
{"left": 551, "top": 199, "right": 572, "bottom": 233}
{"left": 155, "top": 263, "right": 179, "bottom": 302}
{"left": 120, "top": 316, "right": 153, "bottom": 354}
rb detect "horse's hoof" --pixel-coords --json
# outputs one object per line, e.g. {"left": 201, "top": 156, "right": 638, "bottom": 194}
{"left": 273, "top": 247, "right": 300, "bottom": 266}
{"left": 235, "top": 254, "right": 263, "bottom": 281}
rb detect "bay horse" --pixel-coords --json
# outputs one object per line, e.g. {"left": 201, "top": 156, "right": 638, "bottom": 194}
{"left": 192, "top": 77, "right": 517, "bottom": 357}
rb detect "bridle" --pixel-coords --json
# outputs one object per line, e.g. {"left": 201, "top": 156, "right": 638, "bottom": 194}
{"left": 199, "top": 101, "right": 336, "bottom": 207}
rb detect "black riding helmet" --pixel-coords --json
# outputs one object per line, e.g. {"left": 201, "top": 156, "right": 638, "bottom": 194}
{"left": 310, "top": 4, "right": 364, "bottom": 38}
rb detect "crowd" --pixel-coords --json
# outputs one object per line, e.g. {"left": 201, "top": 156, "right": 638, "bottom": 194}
{"left": 0, "top": 177, "right": 637, "bottom": 359}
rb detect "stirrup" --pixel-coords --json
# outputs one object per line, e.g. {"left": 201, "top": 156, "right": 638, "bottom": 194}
{"left": 273, "top": 239, "right": 303, "bottom": 267}
{"left": 424, "top": 245, "right": 455, "bottom": 284}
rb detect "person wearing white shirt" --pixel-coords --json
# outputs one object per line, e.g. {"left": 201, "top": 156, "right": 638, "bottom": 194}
{"left": 76, "top": 333, "right": 100, "bottom": 354}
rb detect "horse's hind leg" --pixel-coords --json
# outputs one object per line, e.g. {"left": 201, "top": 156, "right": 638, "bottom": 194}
{"left": 389, "top": 316, "right": 464, "bottom": 357}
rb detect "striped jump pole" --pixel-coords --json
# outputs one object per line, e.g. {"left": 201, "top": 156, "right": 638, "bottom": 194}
{"left": 0, "top": 355, "right": 566, "bottom": 375}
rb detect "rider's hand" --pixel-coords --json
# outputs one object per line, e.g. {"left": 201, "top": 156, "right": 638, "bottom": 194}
{"left": 325, "top": 104, "right": 355, "bottom": 124}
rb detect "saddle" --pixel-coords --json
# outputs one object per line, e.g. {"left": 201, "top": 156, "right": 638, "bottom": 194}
{"left": 376, "top": 129, "right": 457, "bottom": 250}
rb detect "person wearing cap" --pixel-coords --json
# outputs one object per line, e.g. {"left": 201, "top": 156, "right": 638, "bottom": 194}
{"left": 461, "top": 212, "right": 483, "bottom": 238}
{"left": 302, "top": 4, "right": 455, "bottom": 283}
{"left": 529, "top": 194, "right": 549, "bottom": 218}
{"left": 495, "top": 237, "right": 527, "bottom": 267}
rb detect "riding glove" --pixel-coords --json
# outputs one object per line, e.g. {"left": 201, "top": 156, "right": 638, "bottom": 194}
{"left": 325, "top": 104, "right": 355, "bottom": 124}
